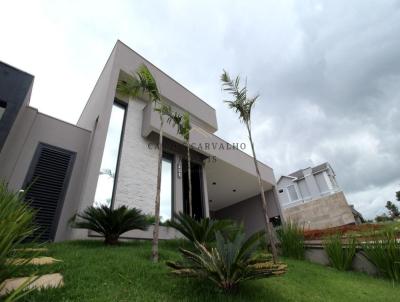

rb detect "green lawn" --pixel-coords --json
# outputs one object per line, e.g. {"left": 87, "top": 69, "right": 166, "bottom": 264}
{"left": 16, "top": 240, "right": 398, "bottom": 302}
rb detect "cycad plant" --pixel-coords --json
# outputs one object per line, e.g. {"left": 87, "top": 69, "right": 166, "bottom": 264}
{"left": 220, "top": 70, "right": 278, "bottom": 263}
{"left": 72, "top": 205, "right": 149, "bottom": 245}
{"left": 166, "top": 212, "right": 236, "bottom": 246}
{"left": 323, "top": 234, "right": 357, "bottom": 271}
{"left": 0, "top": 182, "right": 38, "bottom": 301}
{"left": 117, "top": 64, "right": 172, "bottom": 261}
{"left": 166, "top": 231, "right": 287, "bottom": 293}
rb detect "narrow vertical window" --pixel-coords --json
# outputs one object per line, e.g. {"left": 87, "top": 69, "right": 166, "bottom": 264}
{"left": 287, "top": 185, "right": 299, "bottom": 202}
{"left": 94, "top": 102, "right": 125, "bottom": 207}
{"left": 160, "top": 156, "right": 173, "bottom": 222}
{"left": 0, "top": 100, "right": 6, "bottom": 121}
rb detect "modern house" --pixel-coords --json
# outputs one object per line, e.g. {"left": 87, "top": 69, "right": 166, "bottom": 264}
{"left": 0, "top": 40, "right": 283, "bottom": 242}
{"left": 277, "top": 163, "right": 356, "bottom": 229}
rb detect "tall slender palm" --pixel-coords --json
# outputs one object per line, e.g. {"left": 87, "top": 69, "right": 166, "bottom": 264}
{"left": 167, "top": 112, "right": 192, "bottom": 216}
{"left": 117, "top": 64, "right": 171, "bottom": 262}
{"left": 220, "top": 70, "right": 278, "bottom": 263}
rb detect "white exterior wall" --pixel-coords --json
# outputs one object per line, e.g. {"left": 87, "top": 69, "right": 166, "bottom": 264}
{"left": 113, "top": 98, "right": 158, "bottom": 215}
{"left": 277, "top": 177, "right": 294, "bottom": 206}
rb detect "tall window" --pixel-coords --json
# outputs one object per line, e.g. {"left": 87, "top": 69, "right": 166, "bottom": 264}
{"left": 287, "top": 185, "right": 299, "bottom": 202}
{"left": 329, "top": 174, "right": 338, "bottom": 188}
{"left": 0, "top": 100, "right": 6, "bottom": 121}
{"left": 160, "top": 156, "right": 173, "bottom": 222}
{"left": 94, "top": 102, "right": 125, "bottom": 207}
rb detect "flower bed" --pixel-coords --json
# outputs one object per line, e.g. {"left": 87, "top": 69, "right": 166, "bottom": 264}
{"left": 303, "top": 224, "right": 383, "bottom": 240}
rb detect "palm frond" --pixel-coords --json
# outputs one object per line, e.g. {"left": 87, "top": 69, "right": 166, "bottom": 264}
{"left": 220, "top": 70, "right": 259, "bottom": 124}
{"left": 0, "top": 181, "right": 38, "bottom": 288}
{"left": 136, "top": 64, "right": 160, "bottom": 102}
{"left": 166, "top": 212, "right": 235, "bottom": 246}
{"left": 117, "top": 64, "right": 160, "bottom": 103}
{"left": 166, "top": 229, "right": 287, "bottom": 292}
{"left": 116, "top": 75, "right": 141, "bottom": 98}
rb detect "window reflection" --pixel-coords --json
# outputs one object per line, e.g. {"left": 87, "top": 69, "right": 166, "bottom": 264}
{"left": 94, "top": 102, "right": 125, "bottom": 207}
{"left": 160, "top": 157, "right": 172, "bottom": 222}
{"left": 0, "top": 101, "right": 6, "bottom": 121}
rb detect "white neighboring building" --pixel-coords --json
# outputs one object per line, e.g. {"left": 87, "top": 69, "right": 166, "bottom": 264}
{"left": 277, "top": 163, "right": 341, "bottom": 209}
{"left": 277, "top": 163, "right": 355, "bottom": 229}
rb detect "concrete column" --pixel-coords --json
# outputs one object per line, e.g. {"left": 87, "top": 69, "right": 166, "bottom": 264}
{"left": 174, "top": 154, "right": 183, "bottom": 214}
{"left": 202, "top": 162, "right": 210, "bottom": 218}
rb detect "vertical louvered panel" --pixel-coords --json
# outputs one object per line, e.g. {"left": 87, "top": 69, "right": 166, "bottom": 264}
{"left": 24, "top": 143, "right": 75, "bottom": 242}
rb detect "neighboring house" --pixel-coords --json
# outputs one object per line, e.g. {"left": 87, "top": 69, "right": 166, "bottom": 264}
{"left": 350, "top": 205, "right": 365, "bottom": 224}
{"left": 277, "top": 163, "right": 356, "bottom": 229}
{"left": 0, "top": 41, "right": 283, "bottom": 242}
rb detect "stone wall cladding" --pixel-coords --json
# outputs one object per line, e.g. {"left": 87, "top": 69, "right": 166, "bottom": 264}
{"left": 114, "top": 98, "right": 158, "bottom": 215}
{"left": 283, "top": 191, "right": 355, "bottom": 229}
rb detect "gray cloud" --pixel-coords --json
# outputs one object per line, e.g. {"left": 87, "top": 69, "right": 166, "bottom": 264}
{"left": 214, "top": 1, "right": 400, "bottom": 218}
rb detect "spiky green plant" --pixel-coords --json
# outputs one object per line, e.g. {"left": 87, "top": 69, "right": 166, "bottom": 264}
{"left": 72, "top": 205, "right": 149, "bottom": 245}
{"left": 166, "top": 212, "right": 236, "bottom": 246}
{"left": 0, "top": 181, "right": 38, "bottom": 301}
{"left": 221, "top": 70, "right": 278, "bottom": 263}
{"left": 166, "top": 231, "right": 287, "bottom": 293}
{"left": 276, "top": 222, "right": 305, "bottom": 259}
{"left": 361, "top": 230, "right": 400, "bottom": 281}
{"left": 323, "top": 234, "right": 357, "bottom": 271}
{"left": 117, "top": 64, "right": 173, "bottom": 262}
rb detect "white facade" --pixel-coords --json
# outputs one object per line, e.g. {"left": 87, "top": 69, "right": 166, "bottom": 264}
{"left": 113, "top": 98, "right": 158, "bottom": 213}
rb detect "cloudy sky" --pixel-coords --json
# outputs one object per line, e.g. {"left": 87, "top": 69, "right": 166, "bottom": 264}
{"left": 1, "top": 0, "right": 399, "bottom": 218}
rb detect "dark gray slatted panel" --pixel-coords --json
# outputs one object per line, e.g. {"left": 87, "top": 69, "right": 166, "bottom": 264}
{"left": 24, "top": 144, "right": 75, "bottom": 242}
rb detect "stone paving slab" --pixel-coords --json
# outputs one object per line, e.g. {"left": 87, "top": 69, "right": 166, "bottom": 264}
{"left": 0, "top": 273, "right": 64, "bottom": 296}
{"left": 14, "top": 248, "right": 48, "bottom": 253}
{"left": 6, "top": 257, "right": 62, "bottom": 265}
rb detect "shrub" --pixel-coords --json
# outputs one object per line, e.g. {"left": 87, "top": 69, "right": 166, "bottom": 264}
{"left": 166, "top": 231, "right": 287, "bottom": 293}
{"left": 276, "top": 222, "right": 305, "bottom": 259}
{"left": 0, "top": 181, "right": 38, "bottom": 300}
{"left": 145, "top": 214, "right": 170, "bottom": 226}
{"left": 361, "top": 230, "right": 400, "bottom": 281}
{"left": 323, "top": 234, "right": 356, "bottom": 271}
{"left": 166, "top": 212, "right": 237, "bottom": 246}
{"left": 72, "top": 205, "right": 149, "bottom": 245}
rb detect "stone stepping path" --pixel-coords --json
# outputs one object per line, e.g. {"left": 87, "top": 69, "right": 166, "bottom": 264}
{"left": 0, "top": 273, "right": 64, "bottom": 296}
{"left": 14, "top": 247, "right": 49, "bottom": 253}
{"left": 7, "top": 257, "right": 62, "bottom": 266}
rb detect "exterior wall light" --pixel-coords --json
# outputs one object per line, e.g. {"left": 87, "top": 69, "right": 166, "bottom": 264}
{"left": 177, "top": 160, "right": 182, "bottom": 178}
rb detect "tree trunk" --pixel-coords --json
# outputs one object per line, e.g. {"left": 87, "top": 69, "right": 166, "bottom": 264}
{"left": 246, "top": 124, "right": 278, "bottom": 263}
{"left": 105, "top": 234, "right": 119, "bottom": 245}
{"left": 187, "top": 141, "right": 192, "bottom": 217}
{"left": 152, "top": 115, "right": 164, "bottom": 263}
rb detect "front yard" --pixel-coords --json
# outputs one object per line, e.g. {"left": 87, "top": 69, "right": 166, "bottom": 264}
{"left": 17, "top": 240, "right": 398, "bottom": 302}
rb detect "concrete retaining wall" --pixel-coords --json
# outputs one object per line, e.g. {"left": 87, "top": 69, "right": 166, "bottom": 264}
{"left": 304, "top": 243, "right": 379, "bottom": 276}
{"left": 283, "top": 192, "right": 355, "bottom": 229}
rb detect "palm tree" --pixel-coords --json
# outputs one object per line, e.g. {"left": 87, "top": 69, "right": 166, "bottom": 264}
{"left": 168, "top": 112, "right": 193, "bottom": 216}
{"left": 220, "top": 70, "right": 278, "bottom": 263}
{"left": 117, "top": 64, "right": 172, "bottom": 262}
